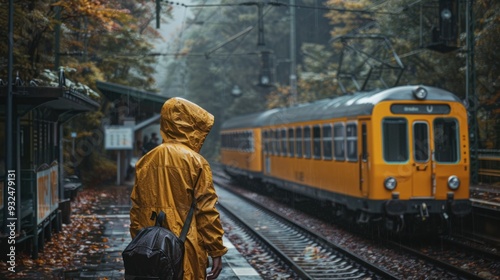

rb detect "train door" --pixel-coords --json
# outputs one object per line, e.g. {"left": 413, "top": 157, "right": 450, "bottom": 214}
{"left": 360, "top": 121, "right": 369, "bottom": 197}
{"left": 412, "top": 121, "right": 433, "bottom": 197}
{"left": 432, "top": 117, "right": 461, "bottom": 192}
{"left": 263, "top": 129, "right": 271, "bottom": 174}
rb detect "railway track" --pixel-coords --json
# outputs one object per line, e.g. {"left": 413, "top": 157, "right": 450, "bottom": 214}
{"left": 213, "top": 169, "right": 500, "bottom": 279}
{"left": 215, "top": 184, "right": 399, "bottom": 280}
{"left": 385, "top": 238, "right": 500, "bottom": 280}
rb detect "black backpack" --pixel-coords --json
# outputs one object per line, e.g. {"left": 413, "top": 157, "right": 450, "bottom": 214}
{"left": 122, "top": 200, "right": 195, "bottom": 280}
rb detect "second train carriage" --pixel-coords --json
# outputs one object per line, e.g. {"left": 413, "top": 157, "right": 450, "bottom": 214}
{"left": 220, "top": 85, "right": 472, "bottom": 231}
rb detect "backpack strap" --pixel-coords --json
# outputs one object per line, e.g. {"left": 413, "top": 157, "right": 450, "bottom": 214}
{"left": 150, "top": 201, "right": 193, "bottom": 243}
{"left": 151, "top": 211, "right": 167, "bottom": 228}
{"left": 179, "top": 171, "right": 202, "bottom": 243}
{"left": 156, "top": 211, "right": 166, "bottom": 227}
{"left": 179, "top": 191, "right": 195, "bottom": 243}
{"left": 150, "top": 172, "right": 200, "bottom": 242}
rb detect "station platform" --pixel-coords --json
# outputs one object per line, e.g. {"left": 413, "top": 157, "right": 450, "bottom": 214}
{"left": 62, "top": 220, "right": 261, "bottom": 279}
{"left": 62, "top": 183, "right": 262, "bottom": 280}
{"left": 0, "top": 182, "right": 261, "bottom": 279}
{"left": 217, "top": 236, "right": 262, "bottom": 279}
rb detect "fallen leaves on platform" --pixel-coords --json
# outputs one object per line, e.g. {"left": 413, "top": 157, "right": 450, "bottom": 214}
{"left": 0, "top": 186, "right": 116, "bottom": 279}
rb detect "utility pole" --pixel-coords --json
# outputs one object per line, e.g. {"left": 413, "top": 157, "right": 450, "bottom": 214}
{"left": 54, "top": 5, "right": 61, "bottom": 70}
{"left": 466, "top": 0, "right": 478, "bottom": 184}
{"left": 289, "top": 0, "right": 297, "bottom": 106}
{"left": 4, "top": 0, "right": 18, "bottom": 233}
{"left": 257, "top": 1, "right": 265, "bottom": 47}
{"left": 254, "top": 0, "right": 273, "bottom": 87}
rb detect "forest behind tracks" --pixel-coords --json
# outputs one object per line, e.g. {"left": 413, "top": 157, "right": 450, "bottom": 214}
{"left": 213, "top": 169, "right": 500, "bottom": 280}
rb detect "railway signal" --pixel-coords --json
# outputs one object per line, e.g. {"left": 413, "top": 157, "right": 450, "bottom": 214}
{"left": 438, "top": 0, "right": 457, "bottom": 42}
{"left": 259, "top": 50, "right": 274, "bottom": 87}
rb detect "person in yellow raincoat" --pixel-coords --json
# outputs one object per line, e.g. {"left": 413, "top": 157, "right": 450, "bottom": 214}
{"left": 130, "top": 97, "right": 228, "bottom": 279}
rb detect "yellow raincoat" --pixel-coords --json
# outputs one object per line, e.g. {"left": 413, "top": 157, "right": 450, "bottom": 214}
{"left": 130, "top": 97, "right": 228, "bottom": 279}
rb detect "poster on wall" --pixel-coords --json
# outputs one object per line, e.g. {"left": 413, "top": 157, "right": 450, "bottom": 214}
{"left": 36, "top": 162, "right": 60, "bottom": 225}
{"left": 37, "top": 168, "right": 51, "bottom": 224}
{"left": 50, "top": 162, "right": 59, "bottom": 213}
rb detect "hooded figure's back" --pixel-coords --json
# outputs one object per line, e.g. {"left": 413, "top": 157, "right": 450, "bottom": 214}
{"left": 130, "top": 97, "right": 228, "bottom": 279}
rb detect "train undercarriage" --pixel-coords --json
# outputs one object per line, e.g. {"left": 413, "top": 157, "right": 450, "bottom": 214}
{"left": 224, "top": 169, "right": 470, "bottom": 236}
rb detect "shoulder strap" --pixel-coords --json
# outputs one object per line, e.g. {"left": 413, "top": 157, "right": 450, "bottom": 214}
{"left": 179, "top": 170, "right": 202, "bottom": 242}
{"left": 179, "top": 192, "right": 195, "bottom": 242}
{"left": 150, "top": 172, "right": 200, "bottom": 242}
{"left": 151, "top": 208, "right": 190, "bottom": 242}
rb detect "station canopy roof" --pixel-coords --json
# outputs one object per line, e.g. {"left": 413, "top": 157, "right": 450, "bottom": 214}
{"left": 0, "top": 85, "right": 100, "bottom": 122}
{"left": 96, "top": 81, "right": 169, "bottom": 124}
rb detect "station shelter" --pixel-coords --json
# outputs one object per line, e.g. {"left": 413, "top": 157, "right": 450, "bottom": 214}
{"left": 95, "top": 81, "right": 168, "bottom": 185}
{"left": 0, "top": 82, "right": 100, "bottom": 259}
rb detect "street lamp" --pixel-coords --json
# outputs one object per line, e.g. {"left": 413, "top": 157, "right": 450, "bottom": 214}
{"left": 231, "top": 85, "right": 242, "bottom": 97}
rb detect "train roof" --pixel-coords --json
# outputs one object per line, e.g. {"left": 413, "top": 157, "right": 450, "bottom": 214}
{"left": 221, "top": 85, "right": 463, "bottom": 130}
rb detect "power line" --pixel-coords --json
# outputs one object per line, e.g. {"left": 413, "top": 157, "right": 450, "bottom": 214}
{"left": 161, "top": 0, "right": 398, "bottom": 15}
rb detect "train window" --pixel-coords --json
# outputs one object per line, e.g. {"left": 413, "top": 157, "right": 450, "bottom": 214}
{"left": 237, "top": 132, "right": 242, "bottom": 150}
{"left": 281, "top": 128, "right": 287, "bottom": 156}
{"left": 334, "top": 123, "right": 345, "bottom": 161}
{"left": 288, "top": 128, "right": 295, "bottom": 157}
{"left": 238, "top": 132, "right": 241, "bottom": 150}
{"left": 233, "top": 132, "right": 237, "bottom": 149}
{"left": 246, "top": 131, "right": 253, "bottom": 152}
{"left": 361, "top": 124, "right": 368, "bottom": 161}
{"left": 241, "top": 132, "right": 246, "bottom": 150}
{"left": 322, "top": 124, "right": 333, "bottom": 160}
{"left": 346, "top": 123, "right": 358, "bottom": 162}
{"left": 236, "top": 132, "right": 240, "bottom": 150}
{"left": 304, "top": 126, "right": 312, "bottom": 159}
{"left": 249, "top": 131, "right": 254, "bottom": 151}
{"left": 274, "top": 129, "right": 280, "bottom": 155}
{"left": 434, "top": 118, "right": 459, "bottom": 163}
{"left": 413, "top": 122, "right": 429, "bottom": 162}
{"left": 313, "top": 125, "right": 321, "bottom": 159}
{"left": 268, "top": 130, "right": 274, "bottom": 155}
{"left": 232, "top": 132, "right": 236, "bottom": 149}
{"left": 263, "top": 130, "right": 269, "bottom": 154}
{"left": 296, "top": 127, "right": 303, "bottom": 157}
{"left": 383, "top": 118, "right": 408, "bottom": 162}
{"left": 269, "top": 130, "right": 275, "bottom": 155}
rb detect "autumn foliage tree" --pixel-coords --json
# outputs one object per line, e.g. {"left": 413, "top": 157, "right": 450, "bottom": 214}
{"left": 0, "top": 0, "right": 171, "bottom": 183}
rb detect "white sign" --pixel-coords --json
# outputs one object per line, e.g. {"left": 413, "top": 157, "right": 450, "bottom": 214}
{"left": 105, "top": 126, "right": 134, "bottom": 150}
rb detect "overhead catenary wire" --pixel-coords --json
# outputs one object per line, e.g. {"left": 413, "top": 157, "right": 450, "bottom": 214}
{"left": 161, "top": 0, "right": 398, "bottom": 15}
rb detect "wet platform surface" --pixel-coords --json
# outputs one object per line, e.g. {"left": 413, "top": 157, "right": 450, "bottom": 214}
{"left": 62, "top": 182, "right": 262, "bottom": 280}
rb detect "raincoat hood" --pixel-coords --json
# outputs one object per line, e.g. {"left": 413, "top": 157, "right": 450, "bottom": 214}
{"left": 160, "top": 97, "right": 214, "bottom": 153}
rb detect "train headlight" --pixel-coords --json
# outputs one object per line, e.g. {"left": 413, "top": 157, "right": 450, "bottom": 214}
{"left": 448, "top": 175, "right": 460, "bottom": 190}
{"left": 384, "top": 177, "right": 397, "bottom": 190}
{"left": 412, "top": 86, "right": 428, "bottom": 100}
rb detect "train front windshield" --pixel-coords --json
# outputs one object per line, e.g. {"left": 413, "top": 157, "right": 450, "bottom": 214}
{"left": 382, "top": 117, "right": 460, "bottom": 163}
{"left": 433, "top": 118, "right": 459, "bottom": 163}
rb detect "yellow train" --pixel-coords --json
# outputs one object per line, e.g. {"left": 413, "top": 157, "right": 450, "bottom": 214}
{"left": 220, "top": 85, "right": 472, "bottom": 232}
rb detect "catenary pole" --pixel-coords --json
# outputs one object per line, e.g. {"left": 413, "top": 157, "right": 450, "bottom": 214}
{"left": 4, "top": 0, "right": 15, "bottom": 233}
{"left": 289, "top": 0, "right": 297, "bottom": 106}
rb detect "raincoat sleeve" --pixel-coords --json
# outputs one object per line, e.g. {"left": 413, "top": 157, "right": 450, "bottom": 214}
{"left": 194, "top": 163, "right": 228, "bottom": 258}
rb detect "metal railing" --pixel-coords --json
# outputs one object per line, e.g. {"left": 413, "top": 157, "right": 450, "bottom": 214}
{"left": 478, "top": 149, "right": 500, "bottom": 184}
